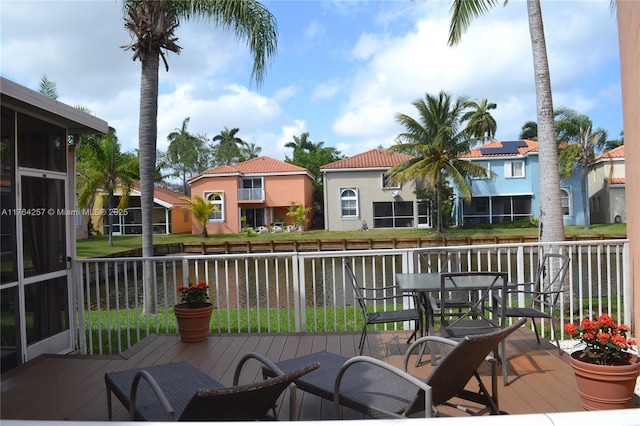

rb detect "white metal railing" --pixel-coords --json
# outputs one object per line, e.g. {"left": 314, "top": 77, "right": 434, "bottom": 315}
{"left": 237, "top": 188, "right": 265, "bottom": 201}
{"left": 73, "top": 240, "right": 631, "bottom": 356}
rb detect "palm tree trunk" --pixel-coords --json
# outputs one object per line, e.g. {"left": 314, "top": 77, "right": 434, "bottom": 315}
{"left": 108, "top": 189, "right": 114, "bottom": 247}
{"left": 527, "top": 0, "right": 565, "bottom": 244}
{"left": 139, "top": 50, "right": 159, "bottom": 314}
{"left": 436, "top": 176, "right": 444, "bottom": 233}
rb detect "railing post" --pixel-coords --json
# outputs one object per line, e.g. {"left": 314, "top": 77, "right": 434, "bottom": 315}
{"left": 516, "top": 245, "right": 525, "bottom": 308}
{"left": 292, "top": 254, "right": 305, "bottom": 332}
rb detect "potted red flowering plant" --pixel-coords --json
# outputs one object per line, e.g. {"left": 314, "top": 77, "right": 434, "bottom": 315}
{"left": 564, "top": 314, "right": 639, "bottom": 410}
{"left": 173, "top": 280, "right": 213, "bottom": 342}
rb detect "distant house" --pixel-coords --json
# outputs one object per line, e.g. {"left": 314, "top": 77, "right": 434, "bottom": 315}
{"left": 320, "top": 148, "right": 430, "bottom": 231}
{"left": 89, "top": 182, "right": 192, "bottom": 236}
{"left": 186, "top": 156, "right": 314, "bottom": 235}
{"left": 456, "top": 140, "right": 585, "bottom": 226}
{"left": 589, "top": 145, "right": 626, "bottom": 224}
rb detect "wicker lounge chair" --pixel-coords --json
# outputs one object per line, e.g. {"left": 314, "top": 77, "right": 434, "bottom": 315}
{"left": 105, "top": 352, "right": 319, "bottom": 421}
{"left": 263, "top": 318, "right": 526, "bottom": 419}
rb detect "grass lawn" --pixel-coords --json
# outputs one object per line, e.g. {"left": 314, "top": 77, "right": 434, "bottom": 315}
{"left": 76, "top": 223, "right": 627, "bottom": 258}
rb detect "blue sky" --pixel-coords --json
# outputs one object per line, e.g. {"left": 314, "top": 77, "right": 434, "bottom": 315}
{"left": 1, "top": 1, "right": 622, "bottom": 161}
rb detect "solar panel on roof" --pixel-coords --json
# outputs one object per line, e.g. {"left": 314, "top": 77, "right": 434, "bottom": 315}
{"left": 479, "top": 140, "right": 527, "bottom": 155}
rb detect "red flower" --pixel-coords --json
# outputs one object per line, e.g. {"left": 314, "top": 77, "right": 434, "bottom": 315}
{"left": 566, "top": 316, "right": 635, "bottom": 365}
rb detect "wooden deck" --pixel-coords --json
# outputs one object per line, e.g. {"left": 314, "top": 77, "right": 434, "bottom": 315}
{"left": 1, "top": 328, "right": 637, "bottom": 421}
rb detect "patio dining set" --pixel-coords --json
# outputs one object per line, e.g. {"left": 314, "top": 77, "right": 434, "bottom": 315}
{"left": 103, "top": 253, "right": 570, "bottom": 421}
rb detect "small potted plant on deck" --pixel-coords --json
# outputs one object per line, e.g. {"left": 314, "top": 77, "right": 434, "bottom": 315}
{"left": 564, "top": 314, "right": 639, "bottom": 410}
{"left": 173, "top": 280, "right": 213, "bottom": 342}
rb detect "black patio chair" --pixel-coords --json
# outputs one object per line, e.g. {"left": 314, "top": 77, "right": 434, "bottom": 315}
{"left": 104, "top": 353, "right": 319, "bottom": 421}
{"left": 344, "top": 259, "right": 421, "bottom": 355}
{"left": 494, "top": 253, "right": 571, "bottom": 355}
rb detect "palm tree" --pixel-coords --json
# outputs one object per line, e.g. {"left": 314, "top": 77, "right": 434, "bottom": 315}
{"left": 77, "top": 128, "right": 138, "bottom": 247}
{"left": 519, "top": 120, "right": 538, "bottom": 140}
{"left": 285, "top": 132, "right": 314, "bottom": 154}
{"left": 556, "top": 109, "right": 607, "bottom": 230}
{"left": 166, "top": 117, "right": 206, "bottom": 194}
{"left": 212, "top": 126, "right": 247, "bottom": 165}
{"left": 604, "top": 131, "right": 624, "bottom": 151}
{"left": 38, "top": 74, "right": 58, "bottom": 99}
{"left": 239, "top": 141, "right": 262, "bottom": 161}
{"left": 448, "top": 0, "right": 565, "bottom": 243}
{"left": 387, "top": 91, "right": 490, "bottom": 233}
{"left": 462, "top": 98, "right": 497, "bottom": 143}
{"left": 179, "top": 195, "right": 219, "bottom": 237}
{"left": 121, "top": 0, "right": 277, "bottom": 312}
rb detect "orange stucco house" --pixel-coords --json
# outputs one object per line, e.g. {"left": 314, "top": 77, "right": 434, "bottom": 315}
{"left": 186, "top": 156, "right": 314, "bottom": 235}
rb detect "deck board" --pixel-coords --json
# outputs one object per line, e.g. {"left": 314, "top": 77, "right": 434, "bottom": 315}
{"left": 2, "top": 328, "right": 638, "bottom": 421}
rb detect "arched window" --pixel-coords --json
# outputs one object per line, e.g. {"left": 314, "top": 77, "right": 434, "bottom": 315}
{"left": 204, "top": 191, "right": 224, "bottom": 222}
{"left": 340, "top": 188, "right": 358, "bottom": 218}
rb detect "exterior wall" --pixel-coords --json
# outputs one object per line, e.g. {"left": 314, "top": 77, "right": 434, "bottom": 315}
{"left": 190, "top": 175, "right": 239, "bottom": 235}
{"left": 589, "top": 159, "right": 626, "bottom": 224}
{"left": 323, "top": 169, "right": 418, "bottom": 231}
{"left": 617, "top": 0, "right": 639, "bottom": 333}
{"left": 189, "top": 173, "right": 313, "bottom": 234}
{"left": 171, "top": 206, "right": 192, "bottom": 234}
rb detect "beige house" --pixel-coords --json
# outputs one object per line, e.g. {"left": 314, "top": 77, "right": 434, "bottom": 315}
{"left": 320, "top": 148, "right": 429, "bottom": 231}
{"left": 589, "top": 145, "right": 626, "bottom": 224}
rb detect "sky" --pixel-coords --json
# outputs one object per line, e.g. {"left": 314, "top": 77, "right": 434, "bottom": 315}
{"left": 1, "top": 0, "right": 622, "bottom": 162}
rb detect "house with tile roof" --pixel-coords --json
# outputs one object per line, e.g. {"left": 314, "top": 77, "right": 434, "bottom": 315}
{"left": 320, "top": 148, "right": 431, "bottom": 231}
{"left": 88, "top": 181, "right": 192, "bottom": 236}
{"left": 186, "top": 156, "right": 314, "bottom": 234}
{"left": 456, "top": 139, "right": 585, "bottom": 226}
{"left": 588, "top": 145, "right": 626, "bottom": 224}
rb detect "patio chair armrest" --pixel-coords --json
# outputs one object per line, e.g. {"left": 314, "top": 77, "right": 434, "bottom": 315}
{"left": 233, "top": 352, "right": 285, "bottom": 385}
{"left": 403, "top": 336, "right": 459, "bottom": 370}
{"left": 333, "top": 356, "right": 433, "bottom": 418}
{"left": 357, "top": 294, "right": 414, "bottom": 303}
{"left": 129, "top": 370, "right": 176, "bottom": 421}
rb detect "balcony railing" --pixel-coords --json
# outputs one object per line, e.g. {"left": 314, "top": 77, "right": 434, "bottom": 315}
{"left": 74, "top": 239, "right": 631, "bottom": 356}
{"left": 238, "top": 188, "right": 265, "bottom": 202}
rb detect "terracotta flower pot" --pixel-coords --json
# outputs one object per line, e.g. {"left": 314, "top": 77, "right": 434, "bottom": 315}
{"left": 570, "top": 351, "right": 640, "bottom": 411}
{"left": 174, "top": 303, "right": 213, "bottom": 342}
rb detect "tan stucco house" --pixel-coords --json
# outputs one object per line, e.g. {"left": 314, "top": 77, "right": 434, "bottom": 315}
{"left": 589, "top": 145, "right": 626, "bottom": 224}
{"left": 187, "top": 156, "right": 314, "bottom": 235}
{"left": 88, "top": 181, "right": 192, "bottom": 236}
{"left": 320, "top": 148, "right": 429, "bottom": 231}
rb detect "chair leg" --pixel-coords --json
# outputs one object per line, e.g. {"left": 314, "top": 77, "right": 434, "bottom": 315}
{"left": 359, "top": 326, "right": 367, "bottom": 355}
{"left": 550, "top": 316, "right": 563, "bottom": 356}
{"left": 531, "top": 318, "right": 541, "bottom": 343}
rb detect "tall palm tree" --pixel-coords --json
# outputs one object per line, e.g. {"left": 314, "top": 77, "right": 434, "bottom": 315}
{"left": 285, "top": 132, "right": 314, "bottom": 154}
{"left": 77, "top": 128, "right": 138, "bottom": 247}
{"left": 121, "top": 0, "right": 277, "bottom": 312}
{"left": 212, "top": 126, "right": 247, "bottom": 165}
{"left": 462, "top": 98, "right": 497, "bottom": 143}
{"left": 448, "top": 0, "right": 565, "bottom": 243}
{"left": 556, "top": 109, "right": 607, "bottom": 230}
{"left": 166, "top": 117, "right": 206, "bottom": 194}
{"left": 179, "top": 195, "right": 219, "bottom": 237}
{"left": 387, "top": 91, "right": 490, "bottom": 233}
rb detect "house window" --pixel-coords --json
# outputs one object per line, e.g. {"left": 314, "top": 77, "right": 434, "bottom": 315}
{"left": 204, "top": 191, "right": 224, "bottom": 222}
{"left": 472, "top": 161, "right": 491, "bottom": 179}
{"left": 340, "top": 188, "right": 358, "bottom": 218}
{"left": 505, "top": 160, "right": 525, "bottom": 178}
{"left": 382, "top": 173, "right": 400, "bottom": 189}
{"left": 239, "top": 178, "right": 264, "bottom": 201}
{"left": 373, "top": 201, "right": 414, "bottom": 228}
{"left": 561, "top": 188, "right": 571, "bottom": 217}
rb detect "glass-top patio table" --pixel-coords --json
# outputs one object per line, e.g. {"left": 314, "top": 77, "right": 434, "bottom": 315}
{"left": 395, "top": 271, "right": 510, "bottom": 374}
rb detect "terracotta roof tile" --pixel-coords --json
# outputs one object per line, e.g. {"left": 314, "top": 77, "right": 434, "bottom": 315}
{"left": 459, "top": 140, "right": 538, "bottom": 158}
{"left": 188, "top": 156, "right": 310, "bottom": 183}
{"left": 321, "top": 148, "right": 413, "bottom": 170}
{"left": 605, "top": 177, "right": 625, "bottom": 185}
{"left": 132, "top": 181, "right": 187, "bottom": 206}
{"left": 596, "top": 145, "right": 625, "bottom": 160}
